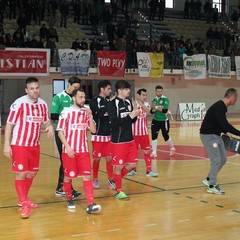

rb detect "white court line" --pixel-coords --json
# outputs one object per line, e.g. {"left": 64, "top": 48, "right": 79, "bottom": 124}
{"left": 177, "top": 219, "right": 190, "bottom": 223}
{"left": 107, "top": 229, "right": 121, "bottom": 232}
{"left": 145, "top": 224, "right": 157, "bottom": 227}
{"left": 72, "top": 233, "right": 90, "bottom": 237}
{"left": 227, "top": 161, "right": 240, "bottom": 166}
{"left": 204, "top": 216, "right": 215, "bottom": 219}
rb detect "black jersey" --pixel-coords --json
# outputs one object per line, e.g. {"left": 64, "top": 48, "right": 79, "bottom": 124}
{"left": 108, "top": 97, "right": 137, "bottom": 143}
{"left": 89, "top": 95, "right": 110, "bottom": 136}
{"left": 200, "top": 100, "right": 240, "bottom": 136}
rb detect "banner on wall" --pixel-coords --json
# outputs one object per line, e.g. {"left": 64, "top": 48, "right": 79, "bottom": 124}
{"left": 208, "top": 54, "right": 231, "bottom": 78}
{"left": 176, "top": 102, "right": 206, "bottom": 121}
{"left": 235, "top": 56, "right": 240, "bottom": 80}
{"left": 97, "top": 50, "right": 126, "bottom": 77}
{"left": 183, "top": 54, "right": 206, "bottom": 79}
{"left": 58, "top": 49, "right": 90, "bottom": 76}
{"left": 0, "top": 48, "right": 50, "bottom": 76}
{"left": 137, "top": 52, "right": 164, "bottom": 77}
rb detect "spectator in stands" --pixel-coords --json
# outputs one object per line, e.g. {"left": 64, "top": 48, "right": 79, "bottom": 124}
{"left": 47, "top": 2, "right": 56, "bottom": 26}
{"left": 177, "top": 43, "right": 186, "bottom": 68}
{"left": 46, "top": 36, "right": 56, "bottom": 65}
{"left": 194, "top": 38, "right": 204, "bottom": 53}
{"left": 106, "top": 22, "right": 116, "bottom": 45}
{"left": 203, "top": 0, "right": 212, "bottom": 24}
{"left": 82, "top": 0, "right": 90, "bottom": 25}
{"left": 189, "top": 0, "right": 196, "bottom": 20}
{"left": 14, "top": 32, "right": 25, "bottom": 47}
{"left": 60, "top": 0, "right": 69, "bottom": 28}
{"left": 149, "top": 0, "right": 158, "bottom": 20}
{"left": 225, "top": 30, "right": 232, "bottom": 48}
{"left": 80, "top": 38, "right": 88, "bottom": 50}
{"left": 35, "top": 0, "right": 43, "bottom": 26}
{"left": 90, "top": 10, "right": 99, "bottom": 35}
{"left": 29, "top": 34, "right": 40, "bottom": 48}
{"left": 48, "top": 24, "right": 58, "bottom": 42}
{"left": 110, "top": 38, "right": 118, "bottom": 50}
{"left": 90, "top": 37, "right": 102, "bottom": 67}
{"left": 195, "top": 0, "right": 202, "bottom": 19}
{"left": 25, "top": 0, "right": 33, "bottom": 25}
{"left": 0, "top": 0, "right": 6, "bottom": 24}
{"left": 71, "top": 38, "right": 81, "bottom": 50}
{"left": 153, "top": 41, "right": 164, "bottom": 52}
{"left": 219, "top": 27, "right": 225, "bottom": 50}
{"left": 140, "top": 40, "right": 150, "bottom": 52}
{"left": 117, "top": 36, "right": 126, "bottom": 51}
{"left": 111, "top": 0, "right": 118, "bottom": 22}
{"left": 223, "top": 46, "right": 233, "bottom": 57}
{"left": 9, "top": 0, "right": 16, "bottom": 20}
{"left": 17, "top": 12, "right": 27, "bottom": 35}
{"left": 38, "top": 37, "right": 45, "bottom": 48}
{"left": 184, "top": 0, "right": 190, "bottom": 19}
{"left": 207, "top": 41, "right": 217, "bottom": 55}
{"left": 95, "top": 0, "right": 104, "bottom": 25}
{"left": 214, "top": 27, "right": 221, "bottom": 49}
{"left": 206, "top": 27, "right": 214, "bottom": 47}
{"left": 0, "top": 23, "right": 5, "bottom": 37}
{"left": 158, "top": 0, "right": 165, "bottom": 21}
{"left": 128, "top": 39, "right": 140, "bottom": 68}
{"left": 5, "top": 34, "right": 15, "bottom": 47}
{"left": 231, "top": 10, "right": 239, "bottom": 31}
{"left": 212, "top": 4, "right": 218, "bottom": 24}
{"left": 74, "top": 0, "right": 81, "bottom": 25}
{"left": 185, "top": 41, "right": 194, "bottom": 55}
{"left": 40, "top": 23, "right": 48, "bottom": 41}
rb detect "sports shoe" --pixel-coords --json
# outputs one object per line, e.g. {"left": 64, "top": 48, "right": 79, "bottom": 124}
{"left": 67, "top": 200, "right": 76, "bottom": 209}
{"left": 151, "top": 151, "right": 157, "bottom": 158}
{"left": 108, "top": 179, "right": 116, "bottom": 190}
{"left": 18, "top": 198, "right": 39, "bottom": 208}
{"left": 72, "top": 189, "right": 81, "bottom": 199}
{"left": 86, "top": 203, "right": 101, "bottom": 214}
{"left": 115, "top": 191, "right": 130, "bottom": 200}
{"left": 169, "top": 147, "right": 176, "bottom": 157}
{"left": 93, "top": 179, "right": 100, "bottom": 189}
{"left": 55, "top": 187, "right": 66, "bottom": 196}
{"left": 207, "top": 185, "right": 225, "bottom": 195}
{"left": 202, "top": 178, "right": 210, "bottom": 187}
{"left": 20, "top": 206, "right": 30, "bottom": 219}
{"left": 127, "top": 169, "right": 137, "bottom": 176}
{"left": 146, "top": 170, "right": 159, "bottom": 177}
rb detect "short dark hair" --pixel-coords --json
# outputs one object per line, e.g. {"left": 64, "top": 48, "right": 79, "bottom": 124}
{"left": 25, "top": 77, "right": 39, "bottom": 87}
{"left": 115, "top": 80, "right": 131, "bottom": 92}
{"left": 224, "top": 88, "right": 237, "bottom": 98}
{"left": 137, "top": 88, "right": 147, "bottom": 95}
{"left": 98, "top": 80, "right": 111, "bottom": 92}
{"left": 68, "top": 76, "right": 81, "bottom": 85}
{"left": 72, "top": 88, "right": 85, "bottom": 97}
{"left": 155, "top": 85, "right": 163, "bottom": 90}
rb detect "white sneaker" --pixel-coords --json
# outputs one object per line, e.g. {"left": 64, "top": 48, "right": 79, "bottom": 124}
{"left": 151, "top": 151, "right": 157, "bottom": 158}
{"left": 127, "top": 169, "right": 137, "bottom": 176}
{"left": 169, "top": 147, "right": 176, "bottom": 157}
{"left": 207, "top": 185, "right": 225, "bottom": 195}
{"left": 146, "top": 170, "right": 159, "bottom": 177}
{"left": 202, "top": 178, "right": 210, "bottom": 187}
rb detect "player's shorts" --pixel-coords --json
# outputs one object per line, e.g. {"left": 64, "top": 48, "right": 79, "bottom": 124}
{"left": 134, "top": 135, "right": 151, "bottom": 151}
{"left": 11, "top": 145, "right": 40, "bottom": 172}
{"left": 92, "top": 141, "right": 112, "bottom": 159}
{"left": 111, "top": 141, "right": 138, "bottom": 166}
{"left": 62, "top": 152, "right": 91, "bottom": 178}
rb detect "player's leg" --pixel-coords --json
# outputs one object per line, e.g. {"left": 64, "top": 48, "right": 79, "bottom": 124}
{"left": 161, "top": 121, "right": 175, "bottom": 156}
{"left": 151, "top": 119, "right": 160, "bottom": 158}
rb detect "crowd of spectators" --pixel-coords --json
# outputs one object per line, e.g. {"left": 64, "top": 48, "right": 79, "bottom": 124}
{"left": 0, "top": 0, "right": 239, "bottom": 70}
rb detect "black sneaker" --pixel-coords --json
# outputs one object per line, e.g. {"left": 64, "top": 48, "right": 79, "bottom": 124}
{"left": 55, "top": 187, "right": 66, "bottom": 196}
{"left": 72, "top": 189, "right": 81, "bottom": 199}
{"left": 86, "top": 203, "right": 101, "bottom": 214}
{"left": 67, "top": 200, "right": 76, "bottom": 209}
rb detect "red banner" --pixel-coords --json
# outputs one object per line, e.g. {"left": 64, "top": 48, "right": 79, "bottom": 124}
{"left": 0, "top": 48, "right": 50, "bottom": 76}
{"left": 97, "top": 50, "right": 126, "bottom": 77}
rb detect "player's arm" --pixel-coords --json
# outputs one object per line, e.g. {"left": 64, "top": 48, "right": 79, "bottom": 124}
{"left": 155, "top": 98, "right": 169, "bottom": 113}
{"left": 50, "top": 95, "right": 61, "bottom": 120}
{"left": 85, "top": 107, "right": 96, "bottom": 134}
{"left": 3, "top": 123, "right": 14, "bottom": 159}
{"left": 42, "top": 120, "right": 54, "bottom": 137}
{"left": 58, "top": 130, "right": 75, "bottom": 158}
{"left": 90, "top": 98, "right": 108, "bottom": 119}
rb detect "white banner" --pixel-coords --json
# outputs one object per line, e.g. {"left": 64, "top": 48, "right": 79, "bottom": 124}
{"left": 178, "top": 102, "right": 206, "bottom": 121}
{"left": 137, "top": 52, "right": 151, "bottom": 77}
{"left": 235, "top": 56, "right": 240, "bottom": 80}
{"left": 183, "top": 54, "right": 206, "bottom": 79}
{"left": 208, "top": 55, "right": 231, "bottom": 78}
{"left": 58, "top": 49, "right": 90, "bottom": 76}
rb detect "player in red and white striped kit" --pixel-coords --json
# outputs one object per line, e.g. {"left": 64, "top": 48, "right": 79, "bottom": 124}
{"left": 128, "top": 88, "right": 159, "bottom": 177}
{"left": 57, "top": 88, "right": 101, "bottom": 214}
{"left": 3, "top": 77, "right": 54, "bottom": 219}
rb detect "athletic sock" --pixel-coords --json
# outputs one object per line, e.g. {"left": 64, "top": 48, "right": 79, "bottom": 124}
{"left": 167, "top": 137, "right": 174, "bottom": 149}
{"left": 15, "top": 179, "right": 27, "bottom": 204}
{"left": 106, "top": 160, "right": 113, "bottom": 179}
{"left": 92, "top": 160, "right": 100, "bottom": 180}
{"left": 121, "top": 167, "right": 129, "bottom": 177}
{"left": 113, "top": 174, "right": 122, "bottom": 192}
{"left": 83, "top": 180, "right": 94, "bottom": 205}
{"left": 152, "top": 139, "right": 158, "bottom": 153}
{"left": 63, "top": 181, "right": 72, "bottom": 200}
{"left": 144, "top": 153, "right": 152, "bottom": 172}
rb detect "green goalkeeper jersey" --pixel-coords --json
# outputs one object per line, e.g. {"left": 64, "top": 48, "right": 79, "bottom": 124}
{"left": 50, "top": 90, "right": 73, "bottom": 128}
{"left": 152, "top": 95, "right": 169, "bottom": 121}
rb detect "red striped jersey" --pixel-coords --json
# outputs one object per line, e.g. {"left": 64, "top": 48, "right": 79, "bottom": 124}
{"left": 133, "top": 101, "right": 150, "bottom": 136}
{"left": 7, "top": 95, "right": 50, "bottom": 146}
{"left": 57, "top": 106, "right": 91, "bottom": 153}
